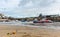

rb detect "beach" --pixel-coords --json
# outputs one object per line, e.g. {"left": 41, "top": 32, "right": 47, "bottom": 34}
{"left": 0, "top": 24, "right": 60, "bottom": 37}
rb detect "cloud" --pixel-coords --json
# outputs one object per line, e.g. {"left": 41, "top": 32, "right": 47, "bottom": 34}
{"left": 0, "top": 0, "right": 60, "bottom": 18}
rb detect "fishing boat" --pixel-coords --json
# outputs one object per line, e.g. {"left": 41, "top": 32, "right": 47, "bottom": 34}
{"left": 33, "top": 18, "right": 53, "bottom": 23}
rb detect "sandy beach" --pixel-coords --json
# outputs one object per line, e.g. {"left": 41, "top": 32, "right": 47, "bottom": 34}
{"left": 0, "top": 25, "right": 60, "bottom": 37}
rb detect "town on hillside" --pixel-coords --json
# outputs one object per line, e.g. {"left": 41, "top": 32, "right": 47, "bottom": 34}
{"left": 0, "top": 13, "right": 60, "bottom": 22}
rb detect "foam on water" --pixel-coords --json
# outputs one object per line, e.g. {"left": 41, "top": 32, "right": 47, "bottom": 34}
{"left": 0, "top": 22, "right": 60, "bottom": 30}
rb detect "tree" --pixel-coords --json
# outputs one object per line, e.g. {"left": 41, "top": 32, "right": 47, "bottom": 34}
{"left": 38, "top": 13, "right": 43, "bottom": 19}
{"left": 8, "top": 17, "right": 14, "bottom": 20}
{"left": 38, "top": 13, "right": 42, "bottom": 17}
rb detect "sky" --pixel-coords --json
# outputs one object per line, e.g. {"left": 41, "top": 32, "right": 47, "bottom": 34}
{"left": 0, "top": 0, "right": 60, "bottom": 18}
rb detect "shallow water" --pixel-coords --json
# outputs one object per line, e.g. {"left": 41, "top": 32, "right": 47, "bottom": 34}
{"left": 0, "top": 22, "right": 60, "bottom": 29}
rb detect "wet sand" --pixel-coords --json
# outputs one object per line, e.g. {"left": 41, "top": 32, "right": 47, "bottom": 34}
{"left": 0, "top": 25, "right": 60, "bottom": 37}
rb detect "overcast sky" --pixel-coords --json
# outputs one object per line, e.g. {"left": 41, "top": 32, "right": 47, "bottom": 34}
{"left": 0, "top": 0, "right": 60, "bottom": 18}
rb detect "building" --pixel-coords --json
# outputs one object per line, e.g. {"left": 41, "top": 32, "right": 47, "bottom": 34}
{"left": 0, "top": 13, "right": 9, "bottom": 22}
